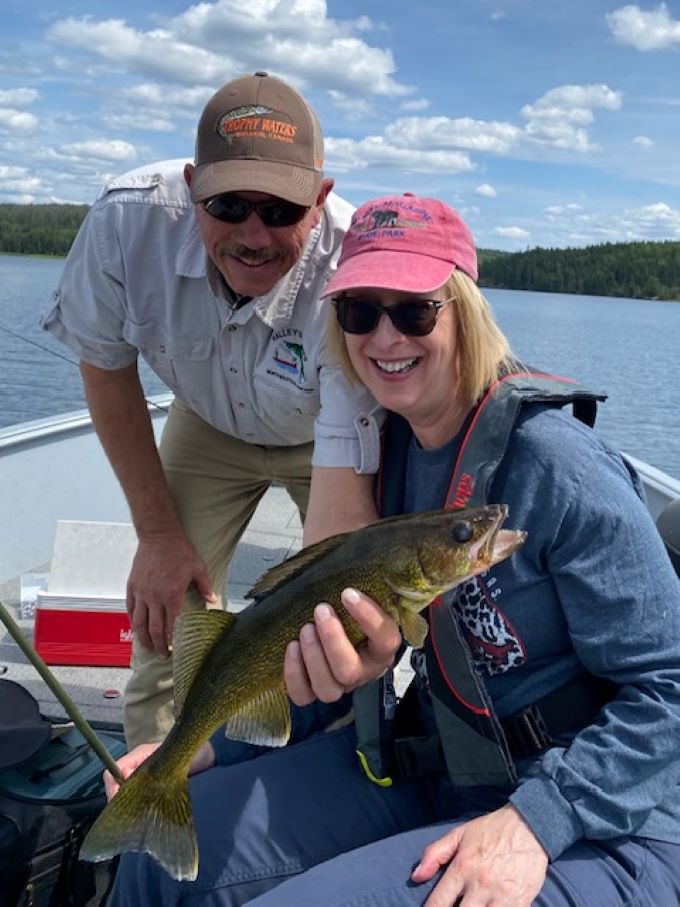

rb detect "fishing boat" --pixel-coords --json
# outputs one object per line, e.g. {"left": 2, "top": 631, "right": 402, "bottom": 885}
{"left": 1, "top": 394, "right": 679, "bottom": 719}
{"left": 0, "top": 399, "right": 678, "bottom": 906}
{"left": 0, "top": 394, "right": 306, "bottom": 724}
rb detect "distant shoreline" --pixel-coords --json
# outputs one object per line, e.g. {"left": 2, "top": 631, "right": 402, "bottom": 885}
{"left": 2, "top": 206, "right": 679, "bottom": 302}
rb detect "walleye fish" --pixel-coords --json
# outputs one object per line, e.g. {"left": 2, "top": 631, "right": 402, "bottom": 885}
{"left": 80, "top": 504, "right": 525, "bottom": 881}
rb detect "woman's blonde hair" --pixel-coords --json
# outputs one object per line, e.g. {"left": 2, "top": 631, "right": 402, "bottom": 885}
{"left": 326, "top": 268, "right": 522, "bottom": 407}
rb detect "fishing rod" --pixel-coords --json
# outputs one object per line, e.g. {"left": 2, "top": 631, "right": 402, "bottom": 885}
{"left": 0, "top": 596, "right": 125, "bottom": 785}
{"left": 0, "top": 323, "right": 169, "bottom": 415}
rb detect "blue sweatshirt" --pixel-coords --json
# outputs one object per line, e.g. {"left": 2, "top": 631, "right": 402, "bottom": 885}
{"left": 404, "top": 404, "right": 680, "bottom": 860}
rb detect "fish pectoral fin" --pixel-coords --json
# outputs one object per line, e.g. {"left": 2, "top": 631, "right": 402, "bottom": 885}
{"left": 223, "top": 685, "right": 292, "bottom": 748}
{"left": 173, "top": 610, "right": 236, "bottom": 716}
{"left": 399, "top": 609, "right": 429, "bottom": 649}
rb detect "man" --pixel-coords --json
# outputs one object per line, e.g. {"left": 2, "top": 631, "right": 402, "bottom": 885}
{"left": 42, "top": 72, "right": 388, "bottom": 748}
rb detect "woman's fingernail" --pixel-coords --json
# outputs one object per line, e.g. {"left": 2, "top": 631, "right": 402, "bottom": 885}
{"left": 315, "top": 603, "right": 332, "bottom": 621}
{"left": 301, "top": 623, "right": 316, "bottom": 643}
{"left": 343, "top": 587, "right": 360, "bottom": 605}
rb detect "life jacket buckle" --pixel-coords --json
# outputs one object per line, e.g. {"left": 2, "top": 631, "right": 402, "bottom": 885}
{"left": 501, "top": 704, "right": 553, "bottom": 758}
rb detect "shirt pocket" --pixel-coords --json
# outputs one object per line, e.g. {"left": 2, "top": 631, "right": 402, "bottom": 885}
{"left": 252, "top": 372, "right": 320, "bottom": 437}
{"left": 122, "top": 320, "right": 214, "bottom": 397}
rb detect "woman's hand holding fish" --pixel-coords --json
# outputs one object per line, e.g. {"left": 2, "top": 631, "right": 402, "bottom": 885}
{"left": 103, "top": 741, "right": 216, "bottom": 801}
{"left": 412, "top": 803, "right": 548, "bottom": 906}
{"left": 127, "top": 535, "right": 217, "bottom": 657}
{"left": 284, "top": 587, "right": 402, "bottom": 705}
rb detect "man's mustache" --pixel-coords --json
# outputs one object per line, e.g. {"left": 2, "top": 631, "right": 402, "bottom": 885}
{"left": 220, "top": 244, "right": 283, "bottom": 265}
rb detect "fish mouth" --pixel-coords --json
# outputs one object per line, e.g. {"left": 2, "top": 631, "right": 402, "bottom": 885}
{"left": 470, "top": 506, "right": 526, "bottom": 569}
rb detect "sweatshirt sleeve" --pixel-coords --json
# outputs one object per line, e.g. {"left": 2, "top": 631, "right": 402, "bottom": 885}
{"left": 509, "top": 448, "right": 680, "bottom": 859}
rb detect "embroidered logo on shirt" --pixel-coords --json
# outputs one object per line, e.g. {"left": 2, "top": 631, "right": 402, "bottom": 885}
{"left": 265, "top": 329, "right": 312, "bottom": 392}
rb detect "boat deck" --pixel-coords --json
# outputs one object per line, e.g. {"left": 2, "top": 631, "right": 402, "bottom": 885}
{"left": 0, "top": 486, "right": 304, "bottom": 728}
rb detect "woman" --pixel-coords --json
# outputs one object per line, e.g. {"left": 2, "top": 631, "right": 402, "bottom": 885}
{"left": 108, "top": 195, "right": 680, "bottom": 906}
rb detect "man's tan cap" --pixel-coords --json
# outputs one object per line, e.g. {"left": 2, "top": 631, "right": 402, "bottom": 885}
{"left": 189, "top": 71, "right": 324, "bottom": 207}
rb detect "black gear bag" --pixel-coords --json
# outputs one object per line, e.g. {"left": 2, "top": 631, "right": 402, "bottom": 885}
{"left": 0, "top": 678, "right": 126, "bottom": 906}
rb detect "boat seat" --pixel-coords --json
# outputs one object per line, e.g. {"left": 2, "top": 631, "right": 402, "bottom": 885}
{"left": 657, "top": 499, "right": 680, "bottom": 577}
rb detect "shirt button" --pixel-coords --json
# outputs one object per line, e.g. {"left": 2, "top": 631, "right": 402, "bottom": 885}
{"left": 238, "top": 402, "right": 246, "bottom": 409}
{"left": 229, "top": 367, "right": 238, "bottom": 374}
{"left": 228, "top": 325, "right": 238, "bottom": 332}
{"left": 295, "top": 408, "right": 303, "bottom": 415}
{"left": 359, "top": 416, "right": 370, "bottom": 427}
{"left": 159, "top": 345, "right": 166, "bottom": 353}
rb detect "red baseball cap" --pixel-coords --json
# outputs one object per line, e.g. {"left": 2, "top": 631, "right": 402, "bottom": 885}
{"left": 322, "top": 193, "right": 478, "bottom": 297}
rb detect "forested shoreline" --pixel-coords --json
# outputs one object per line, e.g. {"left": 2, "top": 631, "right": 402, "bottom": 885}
{"left": 1, "top": 204, "right": 679, "bottom": 301}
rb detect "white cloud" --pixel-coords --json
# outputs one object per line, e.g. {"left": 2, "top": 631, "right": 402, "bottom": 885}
{"left": 0, "top": 165, "right": 31, "bottom": 179}
{"left": 633, "top": 134, "right": 654, "bottom": 147}
{"left": 167, "top": 0, "right": 411, "bottom": 97}
{"left": 0, "top": 88, "right": 39, "bottom": 106}
{"left": 58, "top": 140, "right": 138, "bottom": 162}
{"left": 475, "top": 183, "right": 497, "bottom": 197}
{"left": 325, "top": 136, "right": 475, "bottom": 174}
{"left": 521, "top": 84, "right": 622, "bottom": 151}
{"left": 384, "top": 117, "right": 520, "bottom": 154}
{"left": 400, "top": 98, "right": 431, "bottom": 112}
{"left": 122, "top": 84, "right": 213, "bottom": 111}
{"left": 328, "top": 91, "right": 373, "bottom": 120}
{"left": 633, "top": 201, "right": 680, "bottom": 230}
{"left": 494, "top": 226, "right": 529, "bottom": 239}
{"left": 47, "top": 17, "right": 237, "bottom": 85}
{"left": 0, "top": 176, "right": 43, "bottom": 193}
{"left": 47, "top": 3, "right": 412, "bottom": 99}
{"left": 545, "top": 203, "right": 584, "bottom": 215}
{"left": 0, "top": 192, "right": 36, "bottom": 203}
{"left": 106, "top": 114, "right": 176, "bottom": 133}
{"left": 606, "top": 3, "right": 680, "bottom": 51}
{"left": 0, "top": 108, "right": 38, "bottom": 132}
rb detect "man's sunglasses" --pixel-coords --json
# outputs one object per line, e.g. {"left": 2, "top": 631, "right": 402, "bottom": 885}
{"left": 333, "top": 296, "right": 455, "bottom": 336}
{"left": 202, "top": 193, "right": 309, "bottom": 228}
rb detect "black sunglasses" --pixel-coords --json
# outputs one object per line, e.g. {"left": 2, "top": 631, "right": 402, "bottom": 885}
{"left": 333, "top": 296, "right": 455, "bottom": 336}
{"left": 203, "top": 193, "right": 309, "bottom": 228}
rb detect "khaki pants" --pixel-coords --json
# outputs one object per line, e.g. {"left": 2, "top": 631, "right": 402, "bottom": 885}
{"left": 123, "top": 400, "right": 312, "bottom": 747}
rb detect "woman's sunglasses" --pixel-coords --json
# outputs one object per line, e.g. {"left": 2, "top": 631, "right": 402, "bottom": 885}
{"left": 203, "top": 193, "right": 310, "bottom": 228}
{"left": 333, "top": 296, "right": 455, "bottom": 336}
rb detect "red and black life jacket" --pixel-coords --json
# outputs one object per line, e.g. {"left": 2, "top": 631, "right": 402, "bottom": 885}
{"left": 353, "top": 369, "right": 611, "bottom": 789}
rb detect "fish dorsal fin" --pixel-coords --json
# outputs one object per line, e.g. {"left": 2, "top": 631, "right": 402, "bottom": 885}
{"left": 173, "top": 610, "right": 236, "bottom": 716}
{"left": 399, "top": 609, "right": 429, "bottom": 648}
{"left": 247, "top": 533, "right": 350, "bottom": 600}
{"left": 223, "top": 683, "right": 291, "bottom": 747}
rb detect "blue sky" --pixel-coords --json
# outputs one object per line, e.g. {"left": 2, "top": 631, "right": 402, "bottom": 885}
{"left": 1, "top": 0, "right": 679, "bottom": 250}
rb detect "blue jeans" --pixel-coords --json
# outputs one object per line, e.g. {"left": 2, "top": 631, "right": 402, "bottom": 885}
{"left": 108, "top": 725, "right": 680, "bottom": 906}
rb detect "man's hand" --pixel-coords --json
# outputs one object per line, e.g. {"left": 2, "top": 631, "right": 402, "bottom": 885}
{"left": 412, "top": 803, "right": 549, "bottom": 906}
{"left": 104, "top": 741, "right": 216, "bottom": 801}
{"left": 283, "top": 588, "right": 402, "bottom": 705}
{"left": 127, "top": 535, "right": 216, "bottom": 657}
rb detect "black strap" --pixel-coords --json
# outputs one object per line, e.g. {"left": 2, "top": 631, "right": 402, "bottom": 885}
{"left": 502, "top": 673, "right": 617, "bottom": 759}
{"left": 392, "top": 672, "right": 616, "bottom": 777}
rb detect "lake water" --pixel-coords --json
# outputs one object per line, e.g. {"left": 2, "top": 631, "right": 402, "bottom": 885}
{"left": 1, "top": 254, "right": 678, "bottom": 480}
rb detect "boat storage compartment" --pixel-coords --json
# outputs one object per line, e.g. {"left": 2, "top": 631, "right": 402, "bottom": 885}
{"left": 34, "top": 521, "right": 136, "bottom": 667}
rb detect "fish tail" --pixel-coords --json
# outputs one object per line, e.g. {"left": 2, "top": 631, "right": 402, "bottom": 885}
{"left": 79, "top": 763, "right": 197, "bottom": 881}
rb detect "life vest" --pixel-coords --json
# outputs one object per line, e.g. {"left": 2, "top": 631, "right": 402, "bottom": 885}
{"left": 353, "top": 369, "right": 609, "bottom": 789}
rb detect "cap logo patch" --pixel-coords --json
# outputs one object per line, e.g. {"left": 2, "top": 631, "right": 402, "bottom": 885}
{"left": 350, "top": 203, "right": 430, "bottom": 242}
{"left": 216, "top": 105, "right": 298, "bottom": 145}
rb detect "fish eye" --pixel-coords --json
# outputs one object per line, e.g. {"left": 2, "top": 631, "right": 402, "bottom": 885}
{"left": 451, "top": 520, "right": 473, "bottom": 543}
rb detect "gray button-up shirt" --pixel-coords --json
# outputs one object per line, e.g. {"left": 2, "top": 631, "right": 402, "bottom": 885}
{"left": 42, "top": 160, "right": 381, "bottom": 471}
